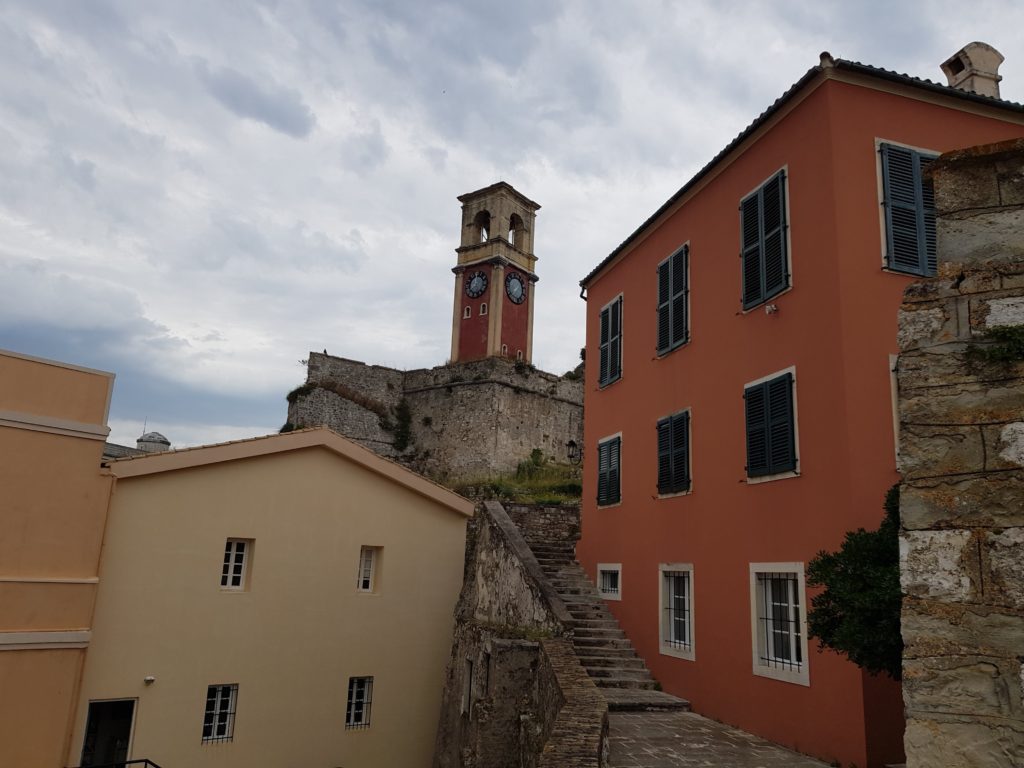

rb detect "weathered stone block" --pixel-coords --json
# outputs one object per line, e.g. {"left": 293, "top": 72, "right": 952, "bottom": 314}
{"left": 903, "top": 656, "right": 1020, "bottom": 718}
{"left": 938, "top": 209, "right": 1024, "bottom": 266}
{"left": 904, "top": 717, "right": 1024, "bottom": 768}
{"left": 933, "top": 160, "right": 1002, "bottom": 215}
{"left": 981, "top": 296, "right": 1024, "bottom": 328}
{"left": 899, "top": 424, "right": 985, "bottom": 479}
{"left": 900, "top": 382, "right": 1024, "bottom": 426}
{"left": 902, "top": 599, "right": 1024, "bottom": 659}
{"left": 901, "top": 471, "right": 1024, "bottom": 530}
{"left": 900, "top": 530, "right": 975, "bottom": 601}
{"left": 996, "top": 157, "right": 1024, "bottom": 207}
{"left": 897, "top": 305, "right": 951, "bottom": 350}
{"left": 984, "top": 528, "right": 1024, "bottom": 610}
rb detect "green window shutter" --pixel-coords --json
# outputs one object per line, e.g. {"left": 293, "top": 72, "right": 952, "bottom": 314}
{"left": 670, "top": 411, "right": 690, "bottom": 492}
{"left": 608, "top": 437, "right": 621, "bottom": 504}
{"left": 657, "top": 261, "right": 671, "bottom": 354}
{"left": 741, "top": 172, "right": 789, "bottom": 309}
{"left": 762, "top": 172, "right": 788, "bottom": 297}
{"left": 766, "top": 373, "right": 796, "bottom": 474}
{"left": 741, "top": 194, "right": 763, "bottom": 308}
{"left": 657, "top": 418, "right": 671, "bottom": 494}
{"left": 608, "top": 298, "right": 622, "bottom": 382}
{"left": 670, "top": 246, "right": 688, "bottom": 348}
{"left": 745, "top": 382, "right": 769, "bottom": 476}
{"left": 882, "top": 144, "right": 937, "bottom": 277}
{"left": 597, "top": 440, "right": 610, "bottom": 504}
{"left": 599, "top": 306, "right": 610, "bottom": 385}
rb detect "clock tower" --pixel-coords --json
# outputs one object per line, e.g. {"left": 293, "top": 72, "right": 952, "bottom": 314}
{"left": 450, "top": 182, "right": 540, "bottom": 364}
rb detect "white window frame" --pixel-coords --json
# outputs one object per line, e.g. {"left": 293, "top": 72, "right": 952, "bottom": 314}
{"left": 480, "top": 302, "right": 488, "bottom": 316}
{"left": 201, "top": 683, "right": 238, "bottom": 743}
{"left": 598, "top": 293, "right": 624, "bottom": 387}
{"left": 658, "top": 563, "right": 695, "bottom": 661}
{"left": 357, "top": 546, "right": 380, "bottom": 593}
{"left": 597, "top": 563, "right": 622, "bottom": 601}
{"left": 220, "top": 538, "right": 252, "bottom": 591}
{"left": 749, "top": 563, "right": 809, "bottom": 686}
{"left": 463, "top": 305, "right": 472, "bottom": 319}
{"left": 743, "top": 365, "right": 800, "bottom": 485}
{"left": 345, "top": 676, "right": 373, "bottom": 729}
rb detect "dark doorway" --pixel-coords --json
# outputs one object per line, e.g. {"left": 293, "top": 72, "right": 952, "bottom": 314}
{"left": 80, "top": 699, "right": 135, "bottom": 767}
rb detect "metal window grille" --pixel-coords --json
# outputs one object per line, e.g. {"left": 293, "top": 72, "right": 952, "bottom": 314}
{"left": 202, "top": 684, "right": 238, "bottom": 743}
{"left": 357, "top": 547, "right": 376, "bottom": 592}
{"left": 599, "top": 569, "right": 619, "bottom": 596}
{"left": 757, "top": 572, "right": 802, "bottom": 671}
{"left": 221, "top": 540, "right": 247, "bottom": 589}
{"left": 662, "top": 571, "right": 691, "bottom": 650}
{"left": 346, "top": 676, "right": 373, "bottom": 729}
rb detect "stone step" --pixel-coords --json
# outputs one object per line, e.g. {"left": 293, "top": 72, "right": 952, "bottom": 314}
{"left": 573, "top": 651, "right": 643, "bottom": 663}
{"left": 601, "top": 688, "right": 691, "bottom": 712}
{"left": 572, "top": 636, "right": 634, "bottom": 650}
{"left": 577, "top": 655, "right": 646, "bottom": 669}
{"left": 584, "top": 665, "right": 653, "bottom": 681}
{"left": 591, "top": 676, "right": 658, "bottom": 690}
{"left": 570, "top": 618, "right": 621, "bottom": 630}
{"left": 573, "top": 626, "right": 626, "bottom": 639}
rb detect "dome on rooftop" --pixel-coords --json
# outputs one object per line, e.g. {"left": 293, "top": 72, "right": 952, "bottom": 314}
{"left": 139, "top": 431, "right": 170, "bottom": 445}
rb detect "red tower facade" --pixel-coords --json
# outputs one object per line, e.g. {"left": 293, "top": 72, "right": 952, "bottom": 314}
{"left": 450, "top": 183, "right": 540, "bottom": 364}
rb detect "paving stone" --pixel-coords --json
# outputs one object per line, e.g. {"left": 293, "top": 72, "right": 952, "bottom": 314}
{"left": 608, "top": 711, "right": 830, "bottom": 767}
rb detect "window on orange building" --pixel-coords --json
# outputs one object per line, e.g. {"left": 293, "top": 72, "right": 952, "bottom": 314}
{"left": 657, "top": 244, "right": 689, "bottom": 354}
{"left": 597, "top": 435, "right": 621, "bottom": 505}
{"left": 749, "top": 564, "right": 809, "bottom": 686}
{"left": 656, "top": 410, "right": 691, "bottom": 495}
{"left": 598, "top": 296, "right": 623, "bottom": 387}
{"left": 744, "top": 371, "right": 796, "bottom": 478}
{"left": 880, "top": 143, "right": 938, "bottom": 277}
{"left": 740, "top": 170, "right": 789, "bottom": 309}
{"left": 660, "top": 564, "right": 694, "bottom": 660}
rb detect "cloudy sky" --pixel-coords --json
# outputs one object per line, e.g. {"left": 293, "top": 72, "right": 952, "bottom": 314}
{"left": 2, "top": 0, "right": 1022, "bottom": 448}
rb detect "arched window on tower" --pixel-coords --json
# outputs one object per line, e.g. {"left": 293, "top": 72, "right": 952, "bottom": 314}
{"left": 473, "top": 210, "right": 491, "bottom": 243}
{"left": 508, "top": 213, "right": 524, "bottom": 247}
{"left": 480, "top": 303, "right": 488, "bottom": 316}
{"left": 463, "top": 306, "right": 472, "bottom": 319}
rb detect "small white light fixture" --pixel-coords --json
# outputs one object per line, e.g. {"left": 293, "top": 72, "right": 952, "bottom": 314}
{"left": 144, "top": 676, "right": 156, "bottom": 685}
{"left": 765, "top": 303, "right": 779, "bottom": 315}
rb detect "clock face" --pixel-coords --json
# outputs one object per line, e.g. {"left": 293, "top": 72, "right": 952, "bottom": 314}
{"left": 465, "top": 271, "right": 488, "bottom": 299}
{"left": 505, "top": 272, "right": 526, "bottom": 304}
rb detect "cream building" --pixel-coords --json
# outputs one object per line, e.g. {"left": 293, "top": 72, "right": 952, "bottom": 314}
{"left": 69, "top": 427, "right": 473, "bottom": 767}
{"left": 0, "top": 349, "right": 115, "bottom": 768}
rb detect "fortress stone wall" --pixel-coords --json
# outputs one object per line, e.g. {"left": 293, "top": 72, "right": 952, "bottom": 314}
{"left": 288, "top": 352, "right": 583, "bottom": 480}
{"left": 897, "top": 139, "right": 1024, "bottom": 767}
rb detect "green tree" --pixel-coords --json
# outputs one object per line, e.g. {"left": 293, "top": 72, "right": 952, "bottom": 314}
{"left": 806, "top": 485, "right": 903, "bottom": 679}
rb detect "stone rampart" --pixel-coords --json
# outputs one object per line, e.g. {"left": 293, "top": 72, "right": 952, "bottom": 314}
{"left": 432, "top": 501, "right": 606, "bottom": 768}
{"left": 897, "top": 139, "right": 1024, "bottom": 767}
{"left": 289, "top": 353, "right": 583, "bottom": 480}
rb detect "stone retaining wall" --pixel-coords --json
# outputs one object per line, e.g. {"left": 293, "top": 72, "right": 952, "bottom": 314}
{"left": 897, "top": 139, "right": 1024, "bottom": 767}
{"left": 433, "top": 501, "right": 606, "bottom": 768}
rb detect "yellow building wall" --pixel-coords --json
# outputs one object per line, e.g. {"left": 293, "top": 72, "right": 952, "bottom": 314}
{"left": 0, "top": 349, "right": 114, "bottom": 768}
{"left": 69, "top": 445, "right": 468, "bottom": 767}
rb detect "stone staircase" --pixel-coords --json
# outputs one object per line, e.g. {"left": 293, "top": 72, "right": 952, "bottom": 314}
{"left": 530, "top": 541, "right": 690, "bottom": 712}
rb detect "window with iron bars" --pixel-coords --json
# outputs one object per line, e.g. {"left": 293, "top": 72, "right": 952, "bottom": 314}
{"left": 346, "top": 676, "right": 373, "bottom": 729}
{"left": 661, "top": 569, "right": 692, "bottom": 657}
{"left": 202, "top": 684, "right": 238, "bottom": 743}
{"left": 752, "top": 568, "right": 808, "bottom": 685}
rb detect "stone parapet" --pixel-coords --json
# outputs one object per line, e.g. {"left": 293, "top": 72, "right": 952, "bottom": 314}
{"left": 897, "top": 140, "right": 1024, "bottom": 767}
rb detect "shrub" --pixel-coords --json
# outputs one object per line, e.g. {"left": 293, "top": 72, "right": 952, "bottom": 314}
{"left": 806, "top": 485, "right": 902, "bottom": 679}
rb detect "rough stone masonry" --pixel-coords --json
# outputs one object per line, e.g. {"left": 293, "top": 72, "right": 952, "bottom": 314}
{"left": 897, "top": 139, "right": 1024, "bottom": 767}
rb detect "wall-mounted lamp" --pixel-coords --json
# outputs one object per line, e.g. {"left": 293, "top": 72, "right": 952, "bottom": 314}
{"left": 144, "top": 676, "right": 156, "bottom": 685}
{"left": 765, "top": 303, "right": 779, "bottom": 315}
{"left": 566, "top": 439, "right": 583, "bottom": 465}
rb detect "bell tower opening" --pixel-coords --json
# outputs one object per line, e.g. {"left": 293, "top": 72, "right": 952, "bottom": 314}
{"left": 450, "top": 183, "right": 540, "bottom": 365}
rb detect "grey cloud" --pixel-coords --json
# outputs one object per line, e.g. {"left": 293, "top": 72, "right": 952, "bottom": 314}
{"left": 340, "top": 119, "right": 390, "bottom": 174}
{"left": 196, "top": 61, "right": 317, "bottom": 138}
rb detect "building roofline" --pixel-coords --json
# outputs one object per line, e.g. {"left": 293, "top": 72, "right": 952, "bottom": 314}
{"left": 579, "top": 53, "right": 1024, "bottom": 288}
{"left": 106, "top": 426, "right": 475, "bottom": 518}
{"left": 458, "top": 181, "right": 541, "bottom": 211}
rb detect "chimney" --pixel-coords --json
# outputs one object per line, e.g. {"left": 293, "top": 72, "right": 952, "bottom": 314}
{"left": 941, "top": 42, "right": 1004, "bottom": 99}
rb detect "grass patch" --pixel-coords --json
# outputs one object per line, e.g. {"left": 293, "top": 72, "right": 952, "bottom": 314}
{"left": 454, "top": 450, "right": 582, "bottom": 504}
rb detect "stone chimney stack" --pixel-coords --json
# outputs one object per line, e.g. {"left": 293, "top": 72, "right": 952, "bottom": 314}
{"left": 941, "top": 42, "right": 1004, "bottom": 99}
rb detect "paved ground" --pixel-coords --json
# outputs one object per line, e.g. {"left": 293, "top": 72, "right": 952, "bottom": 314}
{"left": 608, "top": 711, "right": 830, "bottom": 767}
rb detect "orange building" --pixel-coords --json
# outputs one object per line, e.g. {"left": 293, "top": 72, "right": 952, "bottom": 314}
{"left": 577, "top": 46, "right": 1024, "bottom": 768}
{"left": 0, "top": 349, "right": 115, "bottom": 768}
